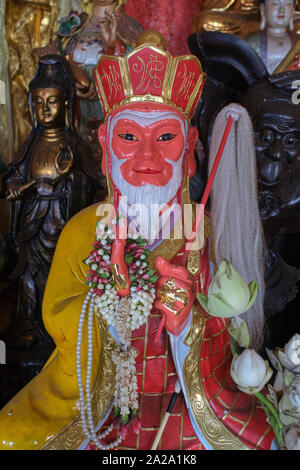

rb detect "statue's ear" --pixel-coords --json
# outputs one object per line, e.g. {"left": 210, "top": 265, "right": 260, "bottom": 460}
{"left": 260, "top": 4, "right": 266, "bottom": 30}
{"left": 29, "top": 94, "right": 38, "bottom": 130}
{"left": 98, "top": 123, "right": 107, "bottom": 176}
{"left": 187, "top": 126, "right": 198, "bottom": 178}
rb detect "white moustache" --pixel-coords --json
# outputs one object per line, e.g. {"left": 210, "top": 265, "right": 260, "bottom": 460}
{"left": 110, "top": 151, "right": 184, "bottom": 206}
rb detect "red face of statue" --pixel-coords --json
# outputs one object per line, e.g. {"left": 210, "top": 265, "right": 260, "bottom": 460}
{"left": 98, "top": 103, "right": 198, "bottom": 199}
{"left": 110, "top": 116, "right": 186, "bottom": 187}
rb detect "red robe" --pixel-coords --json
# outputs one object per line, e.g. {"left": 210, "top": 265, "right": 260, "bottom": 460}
{"left": 85, "top": 245, "right": 275, "bottom": 450}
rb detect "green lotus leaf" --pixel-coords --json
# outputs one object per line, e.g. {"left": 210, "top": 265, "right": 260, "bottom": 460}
{"left": 283, "top": 370, "right": 296, "bottom": 388}
{"left": 266, "top": 348, "right": 283, "bottom": 372}
{"left": 197, "top": 293, "right": 208, "bottom": 312}
{"left": 228, "top": 318, "right": 250, "bottom": 348}
{"left": 244, "top": 280, "right": 258, "bottom": 312}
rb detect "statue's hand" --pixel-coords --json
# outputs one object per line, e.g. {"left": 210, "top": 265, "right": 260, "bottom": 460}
{"left": 6, "top": 179, "right": 36, "bottom": 200}
{"left": 258, "top": 190, "right": 281, "bottom": 219}
{"left": 154, "top": 256, "right": 195, "bottom": 336}
{"left": 6, "top": 187, "right": 21, "bottom": 200}
{"left": 76, "top": 81, "right": 98, "bottom": 100}
{"left": 65, "top": 54, "right": 95, "bottom": 98}
{"left": 99, "top": 9, "right": 117, "bottom": 48}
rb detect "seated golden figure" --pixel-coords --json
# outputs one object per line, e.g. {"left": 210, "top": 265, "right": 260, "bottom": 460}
{"left": 192, "top": 0, "right": 261, "bottom": 38}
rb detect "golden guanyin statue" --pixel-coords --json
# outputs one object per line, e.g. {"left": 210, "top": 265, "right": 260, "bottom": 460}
{"left": 192, "top": 0, "right": 261, "bottom": 37}
{"left": 0, "top": 38, "right": 280, "bottom": 451}
{"left": 0, "top": 55, "right": 103, "bottom": 357}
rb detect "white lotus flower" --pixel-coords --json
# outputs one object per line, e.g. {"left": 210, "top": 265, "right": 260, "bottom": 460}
{"left": 266, "top": 334, "right": 300, "bottom": 378}
{"left": 279, "top": 334, "right": 300, "bottom": 373}
{"left": 230, "top": 349, "right": 273, "bottom": 394}
{"left": 273, "top": 371, "right": 285, "bottom": 394}
{"left": 197, "top": 260, "right": 258, "bottom": 318}
{"left": 287, "top": 376, "right": 300, "bottom": 410}
{"left": 282, "top": 423, "right": 300, "bottom": 450}
{"left": 278, "top": 384, "right": 300, "bottom": 425}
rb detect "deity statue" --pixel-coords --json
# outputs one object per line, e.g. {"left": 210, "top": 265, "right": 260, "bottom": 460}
{"left": 0, "top": 55, "right": 103, "bottom": 356}
{"left": 33, "top": 0, "right": 144, "bottom": 175}
{"left": 188, "top": 31, "right": 300, "bottom": 324}
{"left": 246, "top": 0, "right": 300, "bottom": 74}
{"left": 241, "top": 72, "right": 300, "bottom": 316}
{"left": 0, "top": 39, "right": 277, "bottom": 451}
{"left": 5, "top": 0, "right": 59, "bottom": 156}
{"left": 192, "top": 0, "right": 261, "bottom": 38}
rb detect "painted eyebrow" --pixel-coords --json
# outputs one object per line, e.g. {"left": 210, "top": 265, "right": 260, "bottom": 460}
{"left": 113, "top": 120, "right": 182, "bottom": 129}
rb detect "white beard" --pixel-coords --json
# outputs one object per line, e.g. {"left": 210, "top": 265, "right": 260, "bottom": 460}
{"left": 111, "top": 151, "right": 184, "bottom": 206}
{"left": 114, "top": 159, "right": 184, "bottom": 242}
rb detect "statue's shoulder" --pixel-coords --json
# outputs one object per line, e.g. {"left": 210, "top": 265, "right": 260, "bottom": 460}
{"left": 245, "top": 31, "right": 262, "bottom": 54}
{"left": 57, "top": 201, "right": 108, "bottom": 254}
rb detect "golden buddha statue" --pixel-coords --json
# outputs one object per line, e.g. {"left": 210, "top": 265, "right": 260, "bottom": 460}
{"left": 192, "top": 0, "right": 261, "bottom": 38}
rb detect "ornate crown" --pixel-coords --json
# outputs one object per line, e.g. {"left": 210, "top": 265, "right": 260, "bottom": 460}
{"left": 94, "top": 42, "right": 205, "bottom": 122}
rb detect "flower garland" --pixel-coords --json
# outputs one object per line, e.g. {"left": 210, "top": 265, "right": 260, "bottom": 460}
{"left": 77, "top": 219, "right": 158, "bottom": 449}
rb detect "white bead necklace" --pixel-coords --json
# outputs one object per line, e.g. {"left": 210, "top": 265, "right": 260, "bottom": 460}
{"left": 76, "top": 220, "right": 158, "bottom": 449}
{"left": 76, "top": 289, "right": 122, "bottom": 450}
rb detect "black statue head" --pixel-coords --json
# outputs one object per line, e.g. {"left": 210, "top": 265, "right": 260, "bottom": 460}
{"left": 29, "top": 54, "right": 76, "bottom": 131}
{"left": 242, "top": 72, "right": 300, "bottom": 220}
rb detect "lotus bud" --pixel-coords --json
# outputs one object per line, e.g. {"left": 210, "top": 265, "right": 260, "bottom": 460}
{"left": 230, "top": 349, "right": 273, "bottom": 394}
{"left": 278, "top": 334, "right": 300, "bottom": 374}
{"left": 197, "top": 260, "right": 258, "bottom": 318}
{"left": 273, "top": 371, "right": 284, "bottom": 394}
{"left": 282, "top": 423, "right": 300, "bottom": 450}
{"left": 278, "top": 386, "right": 300, "bottom": 426}
{"left": 228, "top": 316, "right": 250, "bottom": 348}
{"left": 287, "top": 376, "right": 300, "bottom": 410}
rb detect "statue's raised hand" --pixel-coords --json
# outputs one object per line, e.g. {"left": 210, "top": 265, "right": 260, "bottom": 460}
{"left": 99, "top": 9, "right": 117, "bottom": 48}
{"left": 154, "top": 256, "right": 195, "bottom": 336}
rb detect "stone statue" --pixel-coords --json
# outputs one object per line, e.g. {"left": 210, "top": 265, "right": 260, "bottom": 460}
{"left": 246, "top": 0, "right": 300, "bottom": 74}
{"left": 33, "top": 0, "right": 144, "bottom": 174}
{"left": 4, "top": 0, "right": 59, "bottom": 156}
{"left": 188, "top": 31, "right": 300, "bottom": 324}
{"left": 0, "top": 38, "right": 278, "bottom": 451}
{"left": 0, "top": 55, "right": 103, "bottom": 355}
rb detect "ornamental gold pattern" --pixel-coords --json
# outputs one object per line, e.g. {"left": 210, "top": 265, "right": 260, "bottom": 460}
{"left": 183, "top": 306, "right": 249, "bottom": 450}
{"left": 111, "top": 263, "right": 129, "bottom": 291}
{"left": 159, "top": 277, "right": 189, "bottom": 316}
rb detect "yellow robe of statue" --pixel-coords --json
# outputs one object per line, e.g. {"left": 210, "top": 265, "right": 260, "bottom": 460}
{"left": 0, "top": 203, "right": 103, "bottom": 450}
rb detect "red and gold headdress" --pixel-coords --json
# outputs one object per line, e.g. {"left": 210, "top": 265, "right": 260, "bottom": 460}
{"left": 94, "top": 39, "right": 205, "bottom": 123}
